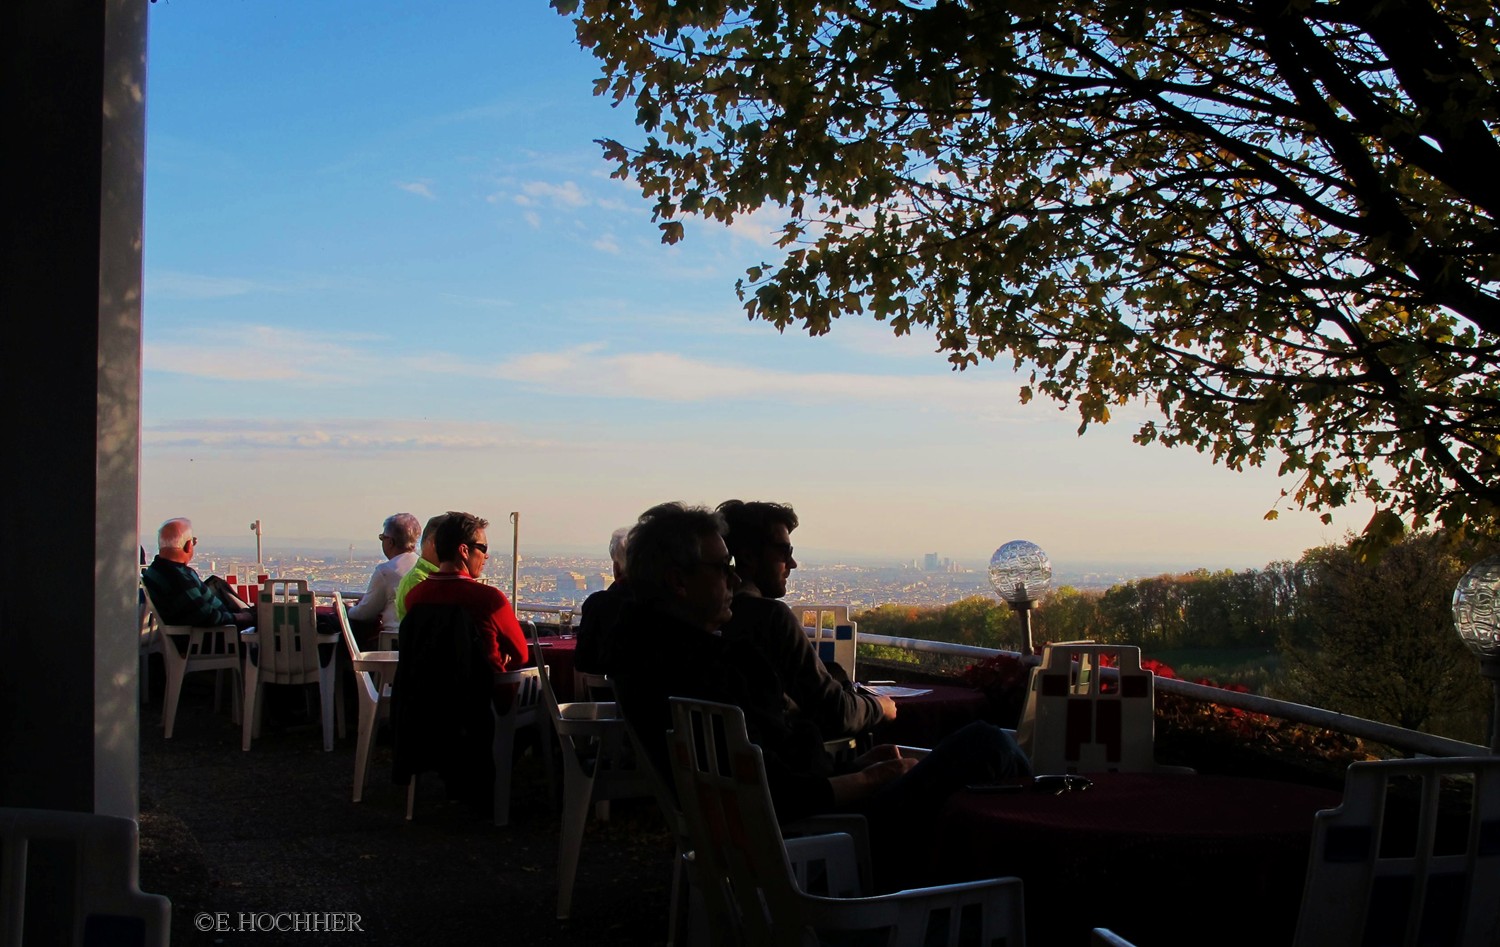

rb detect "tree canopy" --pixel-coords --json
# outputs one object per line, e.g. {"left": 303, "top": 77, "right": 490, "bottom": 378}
{"left": 555, "top": 0, "right": 1500, "bottom": 540}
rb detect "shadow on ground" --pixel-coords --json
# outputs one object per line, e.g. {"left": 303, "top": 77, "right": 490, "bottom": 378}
{"left": 137, "top": 676, "right": 675, "bottom": 946}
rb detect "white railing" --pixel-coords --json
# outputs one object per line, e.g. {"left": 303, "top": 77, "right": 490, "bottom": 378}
{"left": 859, "top": 632, "right": 1488, "bottom": 759}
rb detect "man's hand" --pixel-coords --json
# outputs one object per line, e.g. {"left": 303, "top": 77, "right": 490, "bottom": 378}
{"left": 852, "top": 743, "right": 902, "bottom": 769}
{"left": 875, "top": 693, "right": 897, "bottom": 721}
{"left": 827, "top": 752, "right": 918, "bottom": 806}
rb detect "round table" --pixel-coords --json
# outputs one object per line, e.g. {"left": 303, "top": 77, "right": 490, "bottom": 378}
{"left": 929, "top": 771, "right": 1343, "bottom": 946}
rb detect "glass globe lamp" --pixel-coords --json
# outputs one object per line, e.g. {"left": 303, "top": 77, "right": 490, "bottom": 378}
{"left": 1452, "top": 554, "right": 1500, "bottom": 752}
{"left": 989, "top": 541, "right": 1051, "bottom": 655}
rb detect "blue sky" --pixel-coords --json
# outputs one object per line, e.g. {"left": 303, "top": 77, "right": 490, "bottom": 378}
{"left": 140, "top": 0, "right": 1372, "bottom": 569}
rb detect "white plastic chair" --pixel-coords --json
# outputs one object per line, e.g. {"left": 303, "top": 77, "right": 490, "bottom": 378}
{"left": 241, "top": 579, "right": 341, "bottom": 752}
{"left": 335, "top": 592, "right": 399, "bottom": 803}
{"left": 1294, "top": 756, "right": 1500, "bottom": 947}
{"left": 785, "top": 604, "right": 859, "bottom": 678}
{"left": 0, "top": 806, "right": 170, "bottom": 947}
{"left": 537, "top": 661, "right": 655, "bottom": 919}
{"left": 490, "top": 665, "right": 551, "bottom": 827}
{"left": 136, "top": 591, "right": 157, "bottom": 699}
{"left": 667, "top": 697, "right": 1028, "bottom": 947}
{"left": 1017, "top": 642, "right": 1181, "bottom": 774}
{"left": 139, "top": 587, "right": 242, "bottom": 739}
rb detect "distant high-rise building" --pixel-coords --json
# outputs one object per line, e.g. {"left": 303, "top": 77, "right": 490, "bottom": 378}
{"left": 555, "top": 571, "right": 587, "bottom": 592}
{"left": 923, "top": 552, "right": 940, "bottom": 572}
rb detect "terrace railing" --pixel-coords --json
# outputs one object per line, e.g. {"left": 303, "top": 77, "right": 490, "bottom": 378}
{"left": 859, "top": 632, "right": 1488, "bottom": 759}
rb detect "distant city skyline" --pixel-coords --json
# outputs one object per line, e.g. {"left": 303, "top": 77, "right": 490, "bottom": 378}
{"left": 140, "top": 1, "right": 1375, "bottom": 575}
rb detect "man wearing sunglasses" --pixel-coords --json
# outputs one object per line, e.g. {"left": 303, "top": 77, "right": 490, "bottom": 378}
{"left": 402, "top": 511, "right": 528, "bottom": 674}
{"left": 717, "top": 499, "right": 894, "bottom": 739}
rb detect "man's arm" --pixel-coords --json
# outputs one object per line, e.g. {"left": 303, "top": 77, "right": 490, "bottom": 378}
{"left": 767, "top": 601, "right": 888, "bottom": 737}
{"left": 345, "top": 562, "right": 393, "bottom": 622}
{"left": 144, "top": 566, "right": 238, "bottom": 628}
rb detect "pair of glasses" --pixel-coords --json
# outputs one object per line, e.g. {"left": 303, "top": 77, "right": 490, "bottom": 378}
{"left": 1032, "top": 774, "right": 1093, "bottom": 795}
{"left": 377, "top": 534, "right": 391, "bottom": 542}
{"left": 767, "top": 541, "right": 794, "bottom": 558}
{"left": 699, "top": 559, "right": 737, "bottom": 580}
{"left": 470, "top": 542, "right": 488, "bottom": 554}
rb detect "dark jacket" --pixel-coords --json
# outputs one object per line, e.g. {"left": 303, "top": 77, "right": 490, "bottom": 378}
{"left": 391, "top": 603, "right": 494, "bottom": 808}
{"left": 721, "top": 593, "right": 883, "bottom": 738}
{"left": 606, "top": 601, "right": 835, "bottom": 824}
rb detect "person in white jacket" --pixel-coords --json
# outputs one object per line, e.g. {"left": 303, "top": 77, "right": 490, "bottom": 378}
{"left": 346, "top": 512, "right": 421, "bottom": 645}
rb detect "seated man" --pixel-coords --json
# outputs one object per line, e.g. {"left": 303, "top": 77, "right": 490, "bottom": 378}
{"left": 573, "top": 526, "right": 631, "bottom": 675}
{"left": 345, "top": 512, "right": 421, "bottom": 646}
{"left": 394, "top": 513, "right": 447, "bottom": 626}
{"left": 402, "top": 511, "right": 528, "bottom": 675}
{"left": 717, "top": 499, "right": 893, "bottom": 738}
{"left": 607, "top": 503, "right": 1031, "bottom": 842}
{"left": 141, "top": 517, "right": 254, "bottom": 630}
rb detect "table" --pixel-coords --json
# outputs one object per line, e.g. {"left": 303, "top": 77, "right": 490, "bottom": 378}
{"left": 531, "top": 634, "right": 578, "bottom": 703}
{"left": 870, "top": 683, "right": 994, "bottom": 748}
{"left": 928, "top": 772, "right": 1342, "bottom": 947}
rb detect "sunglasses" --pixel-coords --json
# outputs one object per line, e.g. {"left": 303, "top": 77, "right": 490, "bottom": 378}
{"left": 1032, "top": 774, "right": 1093, "bottom": 795}
{"left": 471, "top": 542, "right": 489, "bottom": 554}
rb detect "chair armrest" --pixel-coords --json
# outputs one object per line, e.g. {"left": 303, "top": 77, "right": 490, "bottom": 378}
{"left": 784, "top": 833, "right": 864, "bottom": 899}
{"left": 793, "top": 873, "right": 1025, "bottom": 936}
{"left": 893, "top": 745, "right": 931, "bottom": 760}
{"left": 558, "top": 701, "right": 620, "bottom": 721}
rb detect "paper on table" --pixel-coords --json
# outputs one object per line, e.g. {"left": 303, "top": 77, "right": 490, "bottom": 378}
{"left": 861, "top": 684, "right": 931, "bottom": 699}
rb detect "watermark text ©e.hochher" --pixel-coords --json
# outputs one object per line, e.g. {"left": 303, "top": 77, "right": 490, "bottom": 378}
{"left": 195, "top": 913, "right": 364, "bottom": 933}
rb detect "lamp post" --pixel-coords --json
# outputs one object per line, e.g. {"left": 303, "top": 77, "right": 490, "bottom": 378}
{"left": 249, "top": 519, "right": 263, "bottom": 567}
{"left": 989, "top": 540, "right": 1052, "bottom": 657}
{"left": 1452, "top": 555, "right": 1500, "bottom": 753}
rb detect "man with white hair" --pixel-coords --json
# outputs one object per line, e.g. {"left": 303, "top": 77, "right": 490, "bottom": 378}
{"left": 345, "top": 512, "right": 421, "bottom": 643}
{"left": 574, "top": 526, "right": 631, "bottom": 674}
{"left": 141, "top": 517, "right": 254, "bottom": 629}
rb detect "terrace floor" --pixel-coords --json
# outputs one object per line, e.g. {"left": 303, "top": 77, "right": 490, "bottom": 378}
{"left": 136, "top": 677, "right": 676, "bottom": 947}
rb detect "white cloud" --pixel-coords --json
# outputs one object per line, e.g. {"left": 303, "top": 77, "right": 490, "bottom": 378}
{"left": 592, "top": 233, "right": 621, "bottom": 254}
{"left": 396, "top": 180, "right": 436, "bottom": 199}
{"left": 519, "top": 180, "right": 588, "bottom": 208}
{"left": 149, "top": 271, "right": 259, "bottom": 300}
{"left": 523, "top": 210, "right": 541, "bottom": 229}
{"left": 143, "top": 417, "right": 553, "bottom": 453}
{"left": 485, "top": 344, "right": 1032, "bottom": 420}
{"left": 724, "top": 205, "right": 791, "bottom": 247}
{"left": 144, "top": 325, "right": 383, "bottom": 384}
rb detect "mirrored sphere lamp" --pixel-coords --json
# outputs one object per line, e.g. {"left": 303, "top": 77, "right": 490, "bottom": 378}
{"left": 989, "top": 541, "right": 1052, "bottom": 656}
{"left": 1452, "top": 554, "right": 1500, "bottom": 753}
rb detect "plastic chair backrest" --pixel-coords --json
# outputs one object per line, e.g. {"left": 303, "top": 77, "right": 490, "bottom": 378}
{"left": 0, "top": 806, "right": 170, "bottom": 947}
{"left": 667, "top": 697, "right": 1027, "bottom": 947}
{"left": 784, "top": 604, "right": 858, "bottom": 677}
{"left": 334, "top": 591, "right": 363, "bottom": 662}
{"left": 254, "top": 579, "right": 326, "bottom": 683}
{"left": 1018, "top": 643, "right": 1156, "bottom": 774}
{"left": 1294, "top": 756, "right": 1500, "bottom": 947}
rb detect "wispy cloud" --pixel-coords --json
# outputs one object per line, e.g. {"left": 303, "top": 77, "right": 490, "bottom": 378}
{"left": 592, "top": 233, "right": 621, "bottom": 254}
{"left": 515, "top": 179, "right": 589, "bottom": 208}
{"left": 144, "top": 325, "right": 384, "bottom": 384}
{"left": 482, "top": 344, "right": 1032, "bottom": 420}
{"left": 396, "top": 180, "right": 436, "bottom": 199}
{"left": 143, "top": 417, "right": 555, "bottom": 453}
{"left": 149, "top": 271, "right": 260, "bottom": 300}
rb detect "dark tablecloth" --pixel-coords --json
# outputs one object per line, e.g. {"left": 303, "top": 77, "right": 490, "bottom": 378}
{"left": 930, "top": 771, "right": 1342, "bottom": 947}
{"left": 532, "top": 634, "right": 577, "bottom": 703}
{"left": 871, "top": 683, "right": 995, "bottom": 748}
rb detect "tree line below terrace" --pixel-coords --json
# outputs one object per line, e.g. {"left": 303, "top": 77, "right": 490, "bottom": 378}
{"left": 855, "top": 531, "right": 1496, "bottom": 745}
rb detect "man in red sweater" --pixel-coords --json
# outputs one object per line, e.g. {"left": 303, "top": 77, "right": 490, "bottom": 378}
{"left": 402, "top": 511, "right": 528, "bottom": 673}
